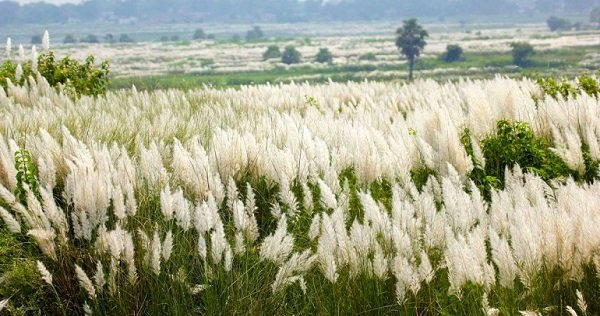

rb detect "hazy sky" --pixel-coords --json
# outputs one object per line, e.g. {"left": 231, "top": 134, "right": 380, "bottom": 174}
{"left": 15, "top": 0, "right": 81, "bottom": 4}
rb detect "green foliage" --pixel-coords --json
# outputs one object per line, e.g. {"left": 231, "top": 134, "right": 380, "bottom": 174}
{"left": 80, "top": 34, "right": 99, "bottom": 43}
{"left": 535, "top": 74, "right": 599, "bottom": 100}
{"left": 245, "top": 26, "right": 264, "bottom": 41}
{"left": 119, "top": 34, "right": 134, "bottom": 43}
{"left": 577, "top": 74, "right": 600, "bottom": 98}
{"left": 481, "top": 120, "right": 571, "bottom": 185}
{"left": 410, "top": 165, "right": 436, "bottom": 191}
{"left": 358, "top": 52, "right": 377, "bottom": 61}
{"left": 546, "top": 16, "right": 572, "bottom": 31}
{"left": 262, "top": 45, "right": 281, "bottom": 60}
{"left": 461, "top": 128, "right": 501, "bottom": 200}
{"left": 38, "top": 52, "right": 110, "bottom": 97}
{"left": 592, "top": 7, "right": 600, "bottom": 23}
{"left": 63, "top": 34, "right": 77, "bottom": 44}
{"left": 193, "top": 28, "right": 206, "bottom": 40}
{"left": 31, "top": 34, "right": 42, "bottom": 45}
{"left": 281, "top": 46, "right": 301, "bottom": 65}
{"left": 315, "top": 48, "right": 333, "bottom": 64}
{"left": 395, "top": 18, "right": 428, "bottom": 80}
{"left": 441, "top": 44, "right": 464, "bottom": 62}
{"left": 105, "top": 33, "right": 115, "bottom": 44}
{"left": 14, "top": 149, "right": 40, "bottom": 204}
{"left": 510, "top": 42, "right": 534, "bottom": 67}
{"left": 0, "top": 51, "right": 110, "bottom": 97}
{"left": 0, "top": 257, "right": 47, "bottom": 316}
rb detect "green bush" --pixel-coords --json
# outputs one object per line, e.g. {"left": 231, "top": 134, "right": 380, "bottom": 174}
{"left": 193, "top": 28, "right": 206, "bottom": 40}
{"left": 546, "top": 16, "right": 572, "bottom": 31}
{"left": 80, "top": 34, "right": 99, "bottom": 43}
{"left": 119, "top": 34, "right": 135, "bottom": 43}
{"left": 245, "top": 26, "right": 264, "bottom": 41}
{"left": 63, "top": 34, "right": 77, "bottom": 44}
{"left": 440, "top": 44, "right": 464, "bottom": 62}
{"left": 281, "top": 46, "right": 301, "bottom": 65}
{"left": 31, "top": 35, "right": 42, "bottom": 45}
{"left": 510, "top": 42, "right": 534, "bottom": 67}
{"left": 481, "top": 120, "right": 571, "bottom": 185}
{"left": 0, "top": 51, "right": 110, "bottom": 97}
{"left": 262, "top": 45, "right": 281, "bottom": 60}
{"left": 315, "top": 48, "right": 333, "bottom": 64}
{"left": 358, "top": 52, "right": 377, "bottom": 61}
{"left": 535, "top": 74, "right": 599, "bottom": 100}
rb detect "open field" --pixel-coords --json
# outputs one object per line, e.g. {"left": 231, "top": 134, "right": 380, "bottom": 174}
{"left": 110, "top": 45, "right": 600, "bottom": 90}
{"left": 0, "top": 75, "right": 600, "bottom": 314}
{"left": 2, "top": 20, "right": 598, "bottom": 86}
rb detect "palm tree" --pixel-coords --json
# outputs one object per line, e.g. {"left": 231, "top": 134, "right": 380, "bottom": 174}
{"left": 395, "top": 19, "right": 429, "bottom": 81}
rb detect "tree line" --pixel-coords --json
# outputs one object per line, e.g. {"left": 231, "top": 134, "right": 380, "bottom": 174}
{"left": 0, "top": 0, "right": 596, "bottom": 25}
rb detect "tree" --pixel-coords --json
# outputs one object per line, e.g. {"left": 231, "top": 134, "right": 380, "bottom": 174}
{"left": 281, "top": 46, "right": 301, "bottom": 64}
{"left": 315, "top": 48, "right": 333, "bottom": 64}
{"left": 441, "top": 44, "right": 464, "bottom": 62}
{"left": 245, "top": 26, "right": 264, "bottom": 41}
{"left": 547, "top": 16, "right": 572, "bottom": 31}
{"left": 105, "top": 33, "right": 115, "bottom": 44}
{"left": 119, "top": 34, "right": 134, "bottom": 43}
{"left": 193, "top": 29, "right": 206, "bottom": 40}
{"left": 591, "top": 7, "right": 600, "bottom": 23}
{"left": 63, "top": 34, "right": 77, "bottom": 44}
{"left": 263, "top": 45, "right": 281, "bottom": 60}
{"left": 80, "top": 34, "right": 99, "bottom": 43}
{"left": 31, "top": 34, "right": 42, "bottom": 45}
{"left": 510, "top": 42, "right": 535, "bottom": 67}
{"left": 395, "top": 18, "right": 428, "bottom": 81}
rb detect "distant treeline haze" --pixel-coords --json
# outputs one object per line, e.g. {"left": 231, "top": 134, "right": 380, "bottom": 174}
{"left": 0, "top": 0, "right": 597, "bottom": 24}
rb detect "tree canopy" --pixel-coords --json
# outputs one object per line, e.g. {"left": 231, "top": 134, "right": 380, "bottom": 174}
{"left": 395, "top": 19, "right": 428, "bottom": 81}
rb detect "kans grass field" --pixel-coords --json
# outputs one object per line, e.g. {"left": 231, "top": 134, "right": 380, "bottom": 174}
{"left": 0, "top": 19, "right": 600, "bottom": 316}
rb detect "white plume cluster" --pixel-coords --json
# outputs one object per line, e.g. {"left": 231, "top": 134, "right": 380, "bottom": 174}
{"left": 0, "top": 75, "right": 599, "bottom": 311}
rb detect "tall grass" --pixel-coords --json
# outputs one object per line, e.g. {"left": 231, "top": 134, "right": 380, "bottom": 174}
{"left": 0, "top": 75, "right": 599, "bottom": 315}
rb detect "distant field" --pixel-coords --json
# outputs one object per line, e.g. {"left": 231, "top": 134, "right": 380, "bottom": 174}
{"left": 2, "top": 19, "right": 597, "bottom": 89}
{"left": 110, "top": 45, "right": 600, "bottom": 90}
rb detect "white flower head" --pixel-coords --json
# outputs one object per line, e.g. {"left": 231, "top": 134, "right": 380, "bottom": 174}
{"left": 31, "top": 45, "right": 38, "bottom": 71}
{"left": 5, "top": 37, "right": 11, "bottom": 58}
{"left": 15, "top": 63, "right": 23, "bottom": 81}
{"left": 42, "top": 30, "right": 50, "bottom": 51}
{"left": 36, "top": 260, "right": 53, "bottom": 285}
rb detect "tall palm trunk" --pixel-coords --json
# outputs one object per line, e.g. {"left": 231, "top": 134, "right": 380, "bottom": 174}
{"left": 408, "top": 57, "right": 414, "bottom": 81}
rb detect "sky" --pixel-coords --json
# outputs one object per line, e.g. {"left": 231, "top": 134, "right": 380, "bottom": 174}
{"left": 14, "top": 0, "right": 81, "bottom": 4}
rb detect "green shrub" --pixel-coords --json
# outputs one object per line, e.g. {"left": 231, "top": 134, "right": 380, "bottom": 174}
{"left": 535, "top": 74, "right": 599, "bottom": 100}
{"left": 245, "top": 26, "right": 264, "bottom": 41}
{"left": 262, "top": 45, "right": 281, "bottom": 60}
{"left": 481, "top": 120, "right": 571, "bottom": 185}
{"left": 0, "top": 52, "right": 110, "bottom": 97}
{"left": 315, "top": 48, "right": 333, "bottom": 64}
{"left": 358, "top": 52, "right": 377, "bottom": 61}
{"left": 63, "top": 34, "right": 77, "bottom": 44}
{"left": 119, "top": 34, "right": 135, "bottom": 43}
{"left": 546, "top": 16, "right": 572, "bottom": 31}
{"left": 193, "top": 28, "right": 206, "bottom": 40}
{"left": 510, "top": 42, "right": 534, "bottom": 67}
{"left": 80, "top": 34, "right": 99, "bottom": 43}
{"left": 14, "top": 149, "right": 40, "bottom": 204}
{"left": 31, "top": 35, "right": 42, "bottom": 45}
{"left": 440, "top": 44, "right": 464, "bottom": 62}
{"left": 281, "top": 46, "right": 301, "bottom": 65}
